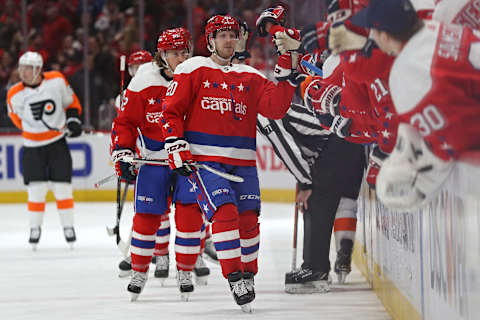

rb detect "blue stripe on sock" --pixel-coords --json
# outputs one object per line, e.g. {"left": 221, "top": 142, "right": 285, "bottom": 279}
{"left": 215, "top": 239, "right": 240, "bottom": 251}
{"left": 241, "top": 243, "right": 259, "bottom": 255}
{"left": 131, "top": 238, "right": 155, "bottom": 249}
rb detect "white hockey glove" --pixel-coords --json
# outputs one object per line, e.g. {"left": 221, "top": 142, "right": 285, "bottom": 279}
{"left": 328, "top": 23, "right": 367, "bottom": 55}
{"left": 376, "top": 124, "right": 455, "bottom": 211}
{"left": 329, "top": 115, "right": 352, "bottom": 139}
{"left": 319, "top": 84, "right": 342, "bottom": 116}
{"left": 273, "top": 30, "right": 301, "bottom": 55}
{"left": 164, "top": 137, "right": 195, "bottom": 176}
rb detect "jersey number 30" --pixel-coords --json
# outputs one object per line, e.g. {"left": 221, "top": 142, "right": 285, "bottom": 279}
{"left": 410, "top": 105, "right": 445, "bottom": 136}
{"left": 166, "top": 81, "right": 178, "bottom": 97}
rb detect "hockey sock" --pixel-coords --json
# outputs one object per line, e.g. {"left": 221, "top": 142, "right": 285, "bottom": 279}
{"left": 200, "top": 215, "right": 207, "bottom": 254}
{"left": 239, "top": 210, "right": 260, "bottom": 275}
{"left": 131, "top": 213, "right": 162, "bottom": 272}
{"left": 333, "top": 197, "right": 357, "bottom": 252}
{"left": 154, "top": 213, "right": 170, "bottom": 256}
{"left": 53, "top": 182, "right": 74, "bottom": 227}
{"left": 211, "top": 203, "right": 242, "bottom": 278}
{"left": 27, "top": 182, "right": 48, "bottom": 228}
{"left": 174, "top": 203, "right": 203, "bottom": 271}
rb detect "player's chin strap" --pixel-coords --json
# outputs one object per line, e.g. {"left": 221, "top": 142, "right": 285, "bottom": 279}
{"left": 160, "top": 51, "right": 175, "bottom": 74}
{"left": 123, "top": 156, "right": 244, "bottom": 183}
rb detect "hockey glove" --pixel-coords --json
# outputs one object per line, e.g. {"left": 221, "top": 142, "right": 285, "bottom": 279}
{"left": 66, "top": 108, "right": 82, "bottom": 138}
{"left": 111, "top": 149, "right": 137, "bottom": 183}
{"left": 165, "top": 137, "right": 195, "bottom": 176}
{"left": 274, "top": 54, "right": 306, "bottom": 87}
{"left": 233, "top": 21, "right": 251, "bottom": 61}
{"left": 328, "top": 22, "right": 368, "bottom": 55}
{"left": 319, "top": 84, "right": 342, "bottom": 116}
{"left": 366, "top": 145, "right": 389, "bottom": 189}
{"left": 329, "top": 115, "right": 352, "bottom": 139}
{"left": 273, "top": 28, "right": 302, "bottom": 55}
{"left": 300, "top": 21, "right": 330, "bottom": 54}
{"left": 376, "top": 124, "right": 454, "bottom": 211}
{"left": 303, "top": 78, "right": 323, "bottom": 113}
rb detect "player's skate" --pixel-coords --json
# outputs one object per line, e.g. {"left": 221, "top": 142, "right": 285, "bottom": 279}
{"left": 176, "top": 270, "right": 194, "bottom": 301}
{"left": 29, "top": 227, "right": 41, "bottom": 251}
{"left": 193, "top": 255, "right": 210, "bottom": 286}
{"left": 285, "top": 268, "right": 331, "bottom": 294}
{"left": 63, "top": 227, "right": 76, "bottom": 249}
{"left": 334, "top": 239, "right": 353, "bottom": 284}
{"left": 227, "top": 271, "right": 254, "bottom": 313}
{"left": 243, "top": 271, "right": 256, "bottom": 302}
{"left": 154, "top": 254, "right": 169, "bottom": 285}
{"left": 118, "top": 256, "right": 132, "bottom": 278}
{"left": 127, "top": 271, "right": 148, "bottom": 301}
{"left": 203, "top": 237, "right": 218, "bottom": 263}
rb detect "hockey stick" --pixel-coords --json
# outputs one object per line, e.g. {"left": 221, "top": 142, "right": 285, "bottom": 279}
{"left": 124, "top": 157, "right": 245, "bottom": 183}
{"left": 94, "top": 173, "right": 116, "bottom": 188}
{"left": 301, "top": 60, "right": 323, "bottom": 77}
{"left": 106, "top": 179, "right": 130, "bottom": 256}
{"left": 291, "top": 183, "right": 299, "bottom": 271}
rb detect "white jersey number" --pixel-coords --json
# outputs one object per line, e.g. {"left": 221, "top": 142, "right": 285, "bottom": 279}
{"left": 166, "top": 81, "right": 178, "bottom": 97}
{"left": 370, "top": 78, "right": 389, "bottom": 102}
{"left": 410, "top": 105, "right": 445, "bottom": 136}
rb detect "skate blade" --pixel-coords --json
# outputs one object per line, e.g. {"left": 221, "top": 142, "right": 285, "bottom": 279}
{"left": 337, "top": 271, "right": 348, "bottom": 284}
{"left": 157, "top": 277, "right": 167, "bottom": 286}
{"left": 195, "top": 275, "right": 208, "bottom": 286}
{"left": 118, "top": 270, "right": 132, "bottom": 278}
{"left": 285, "top": 282, "right": 330, "bottom": 294}
{"left": 240, "top": 303, "right": 253, "bottom": 313}
{"left": 31, "top": 244, "right": 38, "bottom": 251}
{"left": 180, "top": 292, "right": 190, "bottom": 302}
{"left": 130, "top": 293, "right": 140, "bottom": 302}
{"left": 68, "top": 243, "right": 74, "bottom": 250}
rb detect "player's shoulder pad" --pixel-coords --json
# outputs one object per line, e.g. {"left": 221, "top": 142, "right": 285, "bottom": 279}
{"left": 174, "top": 56, "right": 210, "bottom": 75}
{"left": 43, "top": 70, "right": 67, "bottom": 81}
{"left": 128, "top": 62, "right": 170, "bottom": 92}
{"left": 7, "top": 82, "right": 24, "bottom": 100}
{"left": 230, "top": 63, "right": 267, "bottom": 79}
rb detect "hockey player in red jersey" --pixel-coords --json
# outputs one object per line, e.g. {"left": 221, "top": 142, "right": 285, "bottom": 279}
{"left": 351, "top": 0, "right": 480, "bottom": 209}
{"left": 111, "top": 27, "right": 210, "bottom": 301}
{"left": 160, "top": 15, "right": 300, "bottom": 312}
{"left": 7, "top": 51, "right": 83, "bottom": 250}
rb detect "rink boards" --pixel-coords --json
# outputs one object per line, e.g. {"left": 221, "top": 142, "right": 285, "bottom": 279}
{"left": 0, "top": 133, "right": 296, "bottom": 202}
{"left": 354, "top": 162, "right": 480, "bottom": 320}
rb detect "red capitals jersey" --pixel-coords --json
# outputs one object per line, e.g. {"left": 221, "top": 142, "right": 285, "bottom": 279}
{"left": 161, "top": 56, "right": 296, "bottom": 166}
{"left": 340, "top": 48, "right": 399, "bottom": 153}
{"left": 390, "top": 21, "right": 480, "bottom": 160}
{"left": 111, "top": 62, "right": 170, "bottom": 159}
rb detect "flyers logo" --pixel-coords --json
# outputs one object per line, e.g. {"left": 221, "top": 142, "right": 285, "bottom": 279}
{"left": 30, "top": 99, "right": 56, "bottom": 120}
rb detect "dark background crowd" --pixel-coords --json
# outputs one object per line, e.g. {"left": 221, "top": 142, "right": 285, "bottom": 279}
{"left": 0, "top": 0, "right": 325, "bottom": 132}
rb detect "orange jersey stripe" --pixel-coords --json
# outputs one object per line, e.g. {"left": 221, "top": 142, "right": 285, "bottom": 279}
{"left": 6, "top": 82, "right": 24, "bottom": 112}
{"left": 28, "top": 201, "right": 46, "bottom": 212}
{"left": 56, "top": 198, "right": 74, "bottom": 210}
{"left": 8, "top": 112, "right": 22, "bottom": 129}
{"left": 66, "top": 92, "right": 82, "bottom": 114}
{"left": 22, "top": 130, "right": 63, "bottom": 141}
{"left": 300, "top": 75, "right": 313, "bottom": 100}
{"left": 334, "top": 217, "right": 357, "bottom": 232}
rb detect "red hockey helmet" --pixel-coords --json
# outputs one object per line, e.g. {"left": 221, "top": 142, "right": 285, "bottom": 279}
{"left": 204, "top": 15, "right": 240, "bottom": 44}
{"left": 255, "top": 5, "right": 287, "bottom": 37}
{"left": 127, "top": 50, "right": 153, "bottom": 66}
{"left": 157, "top": 27, "right": 192, "bottom": 52}
{"left": 327, "top": 0, "right": 368, "bottom": 24}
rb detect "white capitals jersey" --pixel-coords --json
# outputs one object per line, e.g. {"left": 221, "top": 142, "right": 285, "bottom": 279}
{"left": 7, "top": 71, "right": 82, "bottom": 147}
{"left": 433, "top": 0, "right": 480, "bottom": 29}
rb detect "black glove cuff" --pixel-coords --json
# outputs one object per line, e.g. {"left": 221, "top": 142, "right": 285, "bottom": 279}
{"left": 232, "top": 50, "right": 251, "bottom": 61}
{"left": 66, "top": 108, "right": 80, "bottom": 120}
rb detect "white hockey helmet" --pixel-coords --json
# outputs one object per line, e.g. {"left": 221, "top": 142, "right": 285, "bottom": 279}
{"left": 19, "top": 51, "right": 43, "bottom": 69}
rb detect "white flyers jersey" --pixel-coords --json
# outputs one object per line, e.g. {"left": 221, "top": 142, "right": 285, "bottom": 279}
{"left": 7, "top": 71, "right": 82, "bottom": 147}
{"left": 433, "top": 0, "right": 480, "bottom": 29}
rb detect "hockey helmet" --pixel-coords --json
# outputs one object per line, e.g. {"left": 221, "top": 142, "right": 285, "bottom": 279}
{"left": 255, "top": 5, "right": 287, "bottom": 37}
{"left": 127, "top": 50, "right": 153, "bottom": 66}
{"left": 18, "top": 51, "right": 43, "bottom": 69}
{"left": 205, "top": 15, "right": 240, "bottom": 45}
{"left": 157, "top": 27, "right": 192, "bottom": 52}
{"left": 327, "top": 0, "right": 368, "bottom": 24}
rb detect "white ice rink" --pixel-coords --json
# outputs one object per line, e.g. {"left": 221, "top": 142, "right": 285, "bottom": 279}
{"left": 0, "top": 202, "right": 390, "bottom": 320}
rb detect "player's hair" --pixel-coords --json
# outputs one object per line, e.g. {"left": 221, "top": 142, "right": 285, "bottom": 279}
{"left": 388, "top": 15, "right": 424, "bottom": 43}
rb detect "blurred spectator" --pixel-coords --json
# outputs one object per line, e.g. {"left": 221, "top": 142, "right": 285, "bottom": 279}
{"left": 42, "top": 6, "right": 73, "bottom": 59}
{"left": 0, "top": 49, "right": 15, "bottom": 86}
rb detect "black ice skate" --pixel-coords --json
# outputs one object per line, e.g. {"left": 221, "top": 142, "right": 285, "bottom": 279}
{"left": 63, "top": 227, "right": 76, "bottom": 249}
{"left": 154, "top": 254, "right": 169, "bottom": 285}
{"left": 334, "top": 239, "right": 353, "bottom": 284}
{"left": 193, "top": 255, "right": 210, "bottom": 286}
{"left": 227, "top": 271, "right": 253, "bottom": 313}
{"left": 29, "top": 227, "right": 41, "bottom": 251}
{"left": 118, "top": 256, "right": 132, "bottom": 278}
{"left": 284, "top": 268, "right": 331, "bottom": 294}
{"left": 127, "top": 271, "right": 148, "bottom": 301}
{"left": 243, "top": 271, "right": 256, "bottom": 302}
{"left": 176, "top": 270, "right": 194, "bottom": 301}
{"left": 203, "top": 237, "right": 218, "bottom": 263}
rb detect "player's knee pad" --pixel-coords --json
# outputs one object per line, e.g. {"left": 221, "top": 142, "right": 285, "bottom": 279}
{"left": 239, "top": 210, "right": 259, "bottom": 236}
{"left": 52, "top": 182, "right": 73, "bottom": 200}
{"left": 133, "top": 212, "right": 163, "bottom": 235}
{"left": 27, "top": 182, "right": 48, "bottom": 203}
{"left": 211, "top": 203, "right": 239, "bottom": 232}
{"left": 175, "top": 203, "right": 203, "bottom": 232}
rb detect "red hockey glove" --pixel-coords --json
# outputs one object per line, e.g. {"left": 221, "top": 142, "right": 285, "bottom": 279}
{"left": 329, "top": 115, "right": 352, "bottom": 139}
{"left": 366, "top": 145, "right": 389, "bottom": 189}
{"left": 165, "top": 137, "right": 195, "bottom": 176}
{"left": 111, "top": 149, "right": 137, "bottom": 183}
{"left": 273, "top": 27, "right": 302, "bottom": 55}
{"left": 319, "top": 84, "right": 342, "bottom": 116}
{"left": 274, "top": 54, "right": 306, "bottom": 86}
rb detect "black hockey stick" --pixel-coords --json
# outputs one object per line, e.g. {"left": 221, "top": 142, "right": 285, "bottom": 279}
{"left": 291, "top": 183, "right": 299, "bottom": 271}
{"left": 106, "top": 178, "right": 130, "bottom": 256}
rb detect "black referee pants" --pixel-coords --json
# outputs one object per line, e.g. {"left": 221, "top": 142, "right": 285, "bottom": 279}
{"left": 301, "top": 135, "right": 365, "bottom": 273}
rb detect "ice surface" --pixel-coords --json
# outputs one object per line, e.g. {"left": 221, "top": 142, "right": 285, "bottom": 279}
{"left": 0, "top": 202, "right": 390, "bottom": 320}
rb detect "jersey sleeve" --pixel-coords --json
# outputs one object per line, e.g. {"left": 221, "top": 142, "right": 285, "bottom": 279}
{"left": 111, "top": 88, "right": 144, "bottom": 152}
{"left": 6, "top": 83, "right": 23, "bottom": 130}
{"left": 256, "top": 79, "right": 296, "bottom": 119}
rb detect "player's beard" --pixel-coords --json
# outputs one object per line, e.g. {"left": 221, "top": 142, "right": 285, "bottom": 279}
{"left": 217, "top": 46, "right": 235, "bottom": 60}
